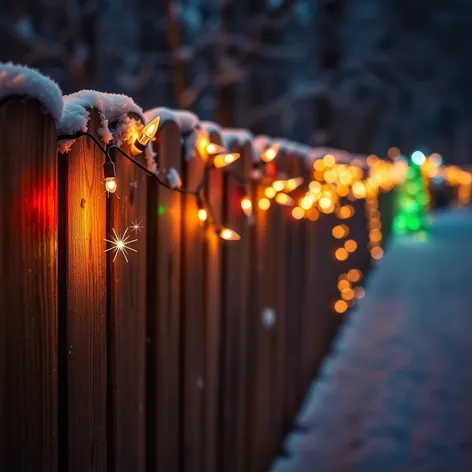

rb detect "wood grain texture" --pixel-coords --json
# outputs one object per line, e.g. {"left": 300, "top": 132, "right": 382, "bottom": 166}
{"left": 268, "top": 153, "right": 288, "bottom": 461}
{"left": 147, "top": 121, "right": 182, "bottom": 472}
{"left": 181, "top": 138, "right": 205, "bottom": 472}
{"left": 218, "top": 141, "right": 251, "bottom": 472}
{"left": 0, "top": 98, "right": 58, "bottom": 472}
{"left": 246, "top": 180, "right": 272, "bottom": 472}
{"left": 108, "top": 137, "right": 147, "bottom": 472}
{"left": 282, "top": 156, "right": 306, "bottom": 427}
{"left": 203, "top": 131, "right": 223, "bottom": 472}
{"left": 58, "top": 109, "right": 107, "bottom": 472}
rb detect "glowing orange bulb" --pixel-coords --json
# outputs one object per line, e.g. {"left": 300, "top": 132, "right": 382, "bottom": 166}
{"left": 309, "top": 181, "right": 321, "bottom": 193}
{"left": 272, "top": 180, "right": 286, "bottom": 192}
{"left": 323, "top": 154, "right": 336, "bottom": 167}
{"left": 308, "top": 208, "right": 320, "bottom": 221}
{"left": 347, "top": 269, "right": 362, "bottom": 283}
{"left": 262, "top": 145, "right": 279, "bottom": 163}
{"left": 285, "top": 177, "right": 304, "bottom": 191}
{"left": 206, "top": 143, "right": 224, "bottom": 154}
{"left": 319, "top": 196, "right": 332, "bottom": 210}
{"left": 335, "top": 248, "right": 349, "bottom": 261}
{"left": 338, "top": 279, "right": 351, "bottom": 291}
{"left": 332, "top": 225, "right": 348, "bottom": 239}
{"left": 265, "top": 187, "right": 276, "bottom": 199}
{"left": 241, "top": 197, "right": 253, "bottom": 218}
{"left": 371, "top": 247, "right": 384, "bottom": 260}
{"left": 352, "top": 181, "right": 366, "bottom": 199}
{"left": 219, "top": 228, "right": 241, "bottom": 241}
{"left": 334, "top": 300, "right": 348, "bottom": 314}
{"left": 292, "top": 207, "right": 305, "bottom": 220}
{"left": 105, "top": 177, "right": 117, "bottom": 193}
{"left": 324, "top": 170, "right": 336, "bottom": 183}
{"left": 198, "top": 208, "right": 208, "bottom": 222}
{"left": 337, "top": 205, "right": 354, "bottom": 219}
{"left": 300, "top": 196, "right": 314, "bottom": 210}
{"left": 275, "top": 193, "right": 295, "bottom": 206}
{"left": 369, "top": 229, "right": 382, "bottom": 243}
{"left": 137, "top": 116, "right": 160, "bottom": 146}
{"left": 344, "top": 239, "right": 358, "bottom": 253}
{"left": 313, "top": 159, "right": 325, "bottom": 171}
{"left": 258, "top": 198, "right": 271, "bottom": 210}
{"left": 341, "top": 288, "right": 355, "bottom": 301}
{"left": 213, "top": 153, "right": 240, "bottom": 168}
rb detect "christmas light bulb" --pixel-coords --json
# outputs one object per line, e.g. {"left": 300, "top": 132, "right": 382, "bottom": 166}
{"left": 206, "top": 143, "right": 225, "bottom": 155}
{"left": 241, "top": 197, "right": 253, "bottom": 217}
{"left": 213, "top": 153, "right": 240, "bottom": 168}
{"left": 272, "top": 180, "right": 286, "bottom": 192}
{"left": 258, "top": 198, "right": 271, "bottom": 210}
{"left": 219, "top": 228, "right": 241, "bottom": 241}
{"left": 136, "top": 116, "right": 160, "bottom": 148}
{"left": 105, "top": 177, "right": 117, "bottom": 194}
{"left": 198, "top": 208, "right": 208, "bottom": 222}
{"left": 285, "top": 177, "right": 304, "bottom": 191}
{"left": 275, "top": 193, "right": 295, "bottom": 206}
{"left": 261, "top": 144, "right": 279, "bottom": 163}
{"left": 265, "top": 187, "right": 276, "bottom": 199}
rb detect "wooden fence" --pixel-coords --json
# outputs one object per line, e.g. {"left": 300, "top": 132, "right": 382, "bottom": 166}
{"left": 0, "top": 95, "right": 393, "bottom": 472}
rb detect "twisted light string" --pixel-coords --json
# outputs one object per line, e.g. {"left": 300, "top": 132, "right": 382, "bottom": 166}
{"left": 57, "top": 130, "right": 246, "bottom": 240}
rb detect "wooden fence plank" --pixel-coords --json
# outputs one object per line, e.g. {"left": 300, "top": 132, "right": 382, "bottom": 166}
{"left": 269, "top": 154, "right": 288, "bottom": 458}
{"left": 218, "top": 140, "right": 251, "bottom": 472}
{"left": 0, "top": 98, "right": 58, "bottom": 472}
{"left": 246, "top": 178, "right": 273, "bottom": 472}
{"left": 282, "top": 155, "right": 306, "bottom": 428}
{"left": 58, "top": 109, "right": 107, "bottom": 472}
{"left": 233, "top": 143, "right": 252, "bottom": 472}
{"left": 181, "top": 142, "right": 206, "bottom": 472}
{"left": 109, "top": 132, "right": 147, "bottom": 472}
{"left": 147, "top": 121, "right": 182, "bottom": 472}
{"left": 203, "top": 130, "right": 223, "bottom": 472}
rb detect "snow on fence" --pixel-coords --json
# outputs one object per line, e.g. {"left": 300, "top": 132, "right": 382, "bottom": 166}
{"left": 0, "top": 64, "right": 395, "bottom": 472}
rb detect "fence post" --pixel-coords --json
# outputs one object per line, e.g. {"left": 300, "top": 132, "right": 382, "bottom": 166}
{"left": 218, "top": 138, "right": 252, "bottom": 472}
{"left": 282, "top": 154, "right": 306, "bottom": 428}
{"left": 146, "top": 120, "right": 182, "bottom": 472}
{"left": 181, "top": 133, "right": 206, "bottom": 472}
{"left": 108, "top": 118, "right": 147, "bottom": 472}
{"left": 203, "top": 128, "right": 223, "bottom": 472}
{"left": 58, "top": 108, "right": 107, "bottom": 472}
{"left": 0, "top": 97, "right": 58, "bottom": 472}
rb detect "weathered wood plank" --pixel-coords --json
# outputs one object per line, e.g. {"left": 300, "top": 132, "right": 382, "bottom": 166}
{"left": 218, "top": 140, "right": 251, "bottom": 472}
{"left": 282, "top": 156, "right": 306, "bottom": 428}
{"left": 181, "top": 142, "right": 206, "bottom": 472}
{"left": 108, "top": 134, "right": 147, "bottom": 472}
{"left": 0, "top": 98, "right": 58, "bottom": 472}
{"left": 58, "top": 109, "right": 107, "bottom": 472}
{"left": 147, "top": 121, "right": 182, "bottom": 472}
{"left": 246, "top": 179, "right": 272, "bottom": 472}
{"left": 203, "top": 130, "right": 223, "bottom": 472}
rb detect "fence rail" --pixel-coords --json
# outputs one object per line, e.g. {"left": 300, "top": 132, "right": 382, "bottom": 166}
{"left": 0, "top": 89, "right": 397, "bottom": 472}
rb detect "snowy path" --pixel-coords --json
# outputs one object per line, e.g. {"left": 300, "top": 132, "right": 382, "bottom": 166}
{"left": 270, "top": 208, "right": 472, "bottom": 472}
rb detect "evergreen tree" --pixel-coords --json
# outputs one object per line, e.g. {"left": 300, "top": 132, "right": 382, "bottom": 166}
{"left": 393, "top": 153, "right": 430, "bottom": 235}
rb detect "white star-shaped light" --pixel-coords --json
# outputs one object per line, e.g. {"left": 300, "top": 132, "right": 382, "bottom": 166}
{"left": 104, "top": 227, "right": 138, "bottom": 262}
{"left": 129, "top": 219, "right": 144, "bottom": 234}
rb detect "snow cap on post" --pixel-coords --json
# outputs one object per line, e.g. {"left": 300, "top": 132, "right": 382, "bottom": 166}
{"left": 58, "top": 90, "right": 144, "bottom": 145}
{"left": 144, "top": 107, "right": 200, "bottom": 160}
{"left": 0, "top": 62, "right": 63, "bottom": 122}
{"left": 221, "top": 128, "right": 255, "bottom": 159}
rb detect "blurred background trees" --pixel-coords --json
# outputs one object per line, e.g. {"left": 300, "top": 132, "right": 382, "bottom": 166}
{"left": 1, "top": 0, "right": 471, "bottom": 164}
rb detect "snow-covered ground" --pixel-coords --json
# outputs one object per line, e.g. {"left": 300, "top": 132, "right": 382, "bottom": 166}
{"left": 270, "top": 208, "right": 472, "bottom": 472}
